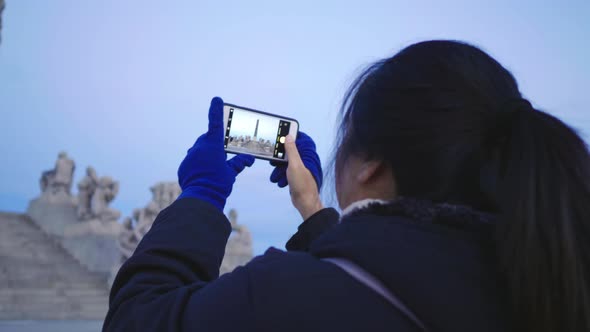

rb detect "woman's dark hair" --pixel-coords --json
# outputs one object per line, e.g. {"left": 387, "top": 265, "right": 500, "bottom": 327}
{"left": 336, "top": 40, "right": 590, "bottom": 331}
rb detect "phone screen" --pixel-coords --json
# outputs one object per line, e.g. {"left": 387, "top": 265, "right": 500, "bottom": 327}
{"left": 223, "top": 104, "right": 298, "bottom": 161}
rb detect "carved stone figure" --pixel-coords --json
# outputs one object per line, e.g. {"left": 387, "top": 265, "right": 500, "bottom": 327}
{"left": 230, "top": 209, "right": 252, "bottom": 249}
{"left": 132, "top": 201, "right": 159, "bottom": 239}
{"left": 90, "top": 176, "right": 121, "bottom": 222}
{"left": 229, "top": 209, "right": 238, "bottom": 226}
{"left": 27, "top": 153, "right": 122, "bottom": 280}
{"left": 118, "top": 182, "right": 180, "bottom": 261}
{"left": 220, "top": 209, "right": 253, "bottom": 274}
{"left": 40, "top": 152, "right": 75, "bottom": 197}
{"left": 163, "top": 182, "right": 181, "bottom": 207}
{"left": 77, "top": 167, "right": 98, "bottom": 220}
{"left": 118, "top": 217, "right": 136, "bottom": 260}
{"left": 116, "top": 182, "right": 253, "bottom": 274}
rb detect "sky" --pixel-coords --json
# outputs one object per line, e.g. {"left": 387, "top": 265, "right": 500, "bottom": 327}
{"left": 228, "top": 107, "right": 280, "bottom": 142}
{"left": 0, "top": 0, "right": 589, "bottom": 255}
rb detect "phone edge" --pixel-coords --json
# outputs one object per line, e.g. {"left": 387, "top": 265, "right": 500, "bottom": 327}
{"left": 223, "top": 102, "right": 300, "bottom": 163}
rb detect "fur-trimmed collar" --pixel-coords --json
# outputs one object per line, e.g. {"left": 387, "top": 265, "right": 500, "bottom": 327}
{"left": 341, "top": 198, "right": 389, "bottom": 217}
{"left": 341, "top": 197, "right": 495, "bottom": 232}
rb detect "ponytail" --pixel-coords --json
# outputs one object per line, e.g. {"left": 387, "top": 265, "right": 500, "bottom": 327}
{"left": 488, "top": 100, "right": 590, "bottom": 331}
{"left": 335, "top": 40, "right": 590, "bottom": 330}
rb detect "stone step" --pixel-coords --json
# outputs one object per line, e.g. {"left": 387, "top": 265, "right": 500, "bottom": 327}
{"left": 0, "top": 261, "right": 96, "bottom": 274}
{"left": 0, "top": 320, "right": 104, "bottom": 331}
{"left": 0, "top": 310, "right": 108, "bottom": 320}
{"left": 0, "top": 212, "right": 111, "bottom": 319}
{"left": 1, "top": 281, "right": 108, "bottom": 291}
{"left": 0, "top": 251, "right": 81, "bottom": 262}
{"left": 0, "top": 313, "right": 108, "bottom": 321}
{"left": 0, "top": 265, "right": 104, "bottom": 279}
{"left": 0, "top": 288, "right": 109, "bottom": 298}
{"left": 1, "top": 299, "right": 108, "bottom": 308}
{"left": 0, "top": 297, "right": 108, "bottom": 307}
{"left": 1, "top": 278, "right": 107, "bottom": 290}
{"left": 0, "top": 301, "right": 108, "bottom": 320}
{"left": 0, "top": 260, "right": 105, "bottom": 273}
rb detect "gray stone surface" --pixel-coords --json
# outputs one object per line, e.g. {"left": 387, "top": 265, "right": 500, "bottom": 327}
{"left": 27, "top": 195, "right": 78, "bottom": 238}
{"left": 40, "top": 152, "right": 75, "bottom": 198}
{"left": 26, "top": 195, "right": 121, "bottom": 278}
{"left": 26, "top": 154, "right": 122, "bottom": 278}
{"left": 1, "top": 152, "right": 256, "bottom": 321}
{"left": 62, "top": 229, "right": 121, "bottom": 280}
{"left": 220, "top": 209, "right": 253, "bottom": 274}
{"left": 0, "top": 320, "right": 102, "bottom": 332}
{"left": 77, "top": 167, "right": 98, "bottom": 220}
{"left": 117, "top": 182, "right": 181, "bottom": 263}
{"left": 0, "top": 212, "right": 109, "bottom": 320}
{"left": 116, "top": 183, "right": 254, "bottom": 276}
{"left": 89, "top": 176, "right": 120, "bottom": 222}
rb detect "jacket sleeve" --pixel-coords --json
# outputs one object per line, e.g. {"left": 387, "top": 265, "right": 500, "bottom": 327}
{"left": 285, "top": 208, "right": 340, "bottom": 252}
{"left": 103, "top": 198, "right": 255, "bottom": 332}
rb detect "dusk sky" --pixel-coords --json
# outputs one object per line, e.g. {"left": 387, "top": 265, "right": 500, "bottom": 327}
{"left": 0, "top": 0, "right": 588, "bottom": 254}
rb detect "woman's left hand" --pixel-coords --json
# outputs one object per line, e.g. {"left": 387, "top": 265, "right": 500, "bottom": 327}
{"left": 177, "top": 97, "right": 255, "bottom": 211}
{"left": 270, "top": 132, "right": 324, "bottom": 219}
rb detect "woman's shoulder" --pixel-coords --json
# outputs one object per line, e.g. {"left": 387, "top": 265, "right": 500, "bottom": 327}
{"left": 247, "top": 247, "right": 328, "bottom": 272}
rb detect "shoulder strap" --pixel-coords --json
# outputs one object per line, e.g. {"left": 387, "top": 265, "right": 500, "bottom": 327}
{"left": 322, "top": 257, "right": 428, "bottom": 331}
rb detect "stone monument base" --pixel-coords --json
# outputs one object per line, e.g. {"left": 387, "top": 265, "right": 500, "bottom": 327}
{"left": 26, "top": 196, "right": 121, "bottom": 282}
{"left": 27, "top": 194, "right": 78, "bottom": 237}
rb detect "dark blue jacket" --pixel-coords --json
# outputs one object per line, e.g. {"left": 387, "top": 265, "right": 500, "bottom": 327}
{"left": 103, "top": 198, "right": 510, "bottom": 331}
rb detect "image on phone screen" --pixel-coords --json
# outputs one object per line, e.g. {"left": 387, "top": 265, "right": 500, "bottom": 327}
{"left": 223, "top": 105, "right": 297, "bottom": 161}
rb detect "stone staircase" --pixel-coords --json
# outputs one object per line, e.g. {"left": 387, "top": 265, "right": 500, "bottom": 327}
{"left": 0, "top": 212, "right": 109, "bottom": 320}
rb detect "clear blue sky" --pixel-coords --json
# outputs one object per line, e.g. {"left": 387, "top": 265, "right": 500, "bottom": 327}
{"left": 1, "top": 0, "right": 589, "bottom": 254}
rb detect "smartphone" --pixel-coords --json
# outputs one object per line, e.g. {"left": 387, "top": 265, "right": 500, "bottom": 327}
{"left": 223, "top": 103, "right": 299, "bottom": 162}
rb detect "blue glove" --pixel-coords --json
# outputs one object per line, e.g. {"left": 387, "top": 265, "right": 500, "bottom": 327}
{"left": 177, "top": 97, "right": 255, "bottom": 211}
{"left": 270, "top": 131, "right": 323, "bottom": 191}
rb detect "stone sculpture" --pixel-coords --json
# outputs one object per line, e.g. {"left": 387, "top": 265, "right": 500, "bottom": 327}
{"left": 40, "top": 152, "right": 75, "bottom": 198}
{"left": 118, "top": 182, "right": 180, "bottom": 261}
{"left": 28, "top": 153, "right": 122, "bottom": 279}
{"left": 26, "top": 151, "right": 256, "bottom": 286}
{"left": 229, "top": 209, "right": 253, "bottom": 248}
{"left": 75, "top": 167, "right": 121, "bottom": 223}
{"left": 90, "top": 176, "right": 121, "bottom": 222}
{"left": 117, "top": 183, "right": 253, "bottom": 275}
{"left": 77, "top": 167, "right": 98, "bottom": 220}
{"left": 220, "top": 209, "right": 253, "bottom": 274}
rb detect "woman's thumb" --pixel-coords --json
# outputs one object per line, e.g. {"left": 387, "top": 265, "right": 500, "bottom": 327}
{"left": 284, "top": 135, "right": 303, "bottom": 170}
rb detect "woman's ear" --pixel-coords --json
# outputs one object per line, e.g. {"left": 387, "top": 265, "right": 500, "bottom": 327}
{"left": 356, "top": 159, "right": 397, "bottom": 200}
{"left": 356, "top": 160, "right": 386, "bottom": 185}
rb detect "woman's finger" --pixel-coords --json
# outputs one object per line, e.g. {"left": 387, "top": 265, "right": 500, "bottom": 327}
{"left": 270, "top": 165, "right": 287, "bottom": 183}
{"left": 285, "top": 135, "right": 304, "bottom": 170}
{"left": 207, "top": 97, "right": 225, "bottom": 142}
{"left": 278, "top": 177, "right": 288, "bottom": 188}
{"left": 227, "top": 154, "right": 255, "bottom": 174}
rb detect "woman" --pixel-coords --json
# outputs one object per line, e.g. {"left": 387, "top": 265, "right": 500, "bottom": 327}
{"left": 103, "top": 40, "right": 590, "bottom": 332}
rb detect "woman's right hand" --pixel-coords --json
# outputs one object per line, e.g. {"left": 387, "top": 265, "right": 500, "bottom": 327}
{"left": 270, "top": 132, "right": 324, "bottom": 220}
